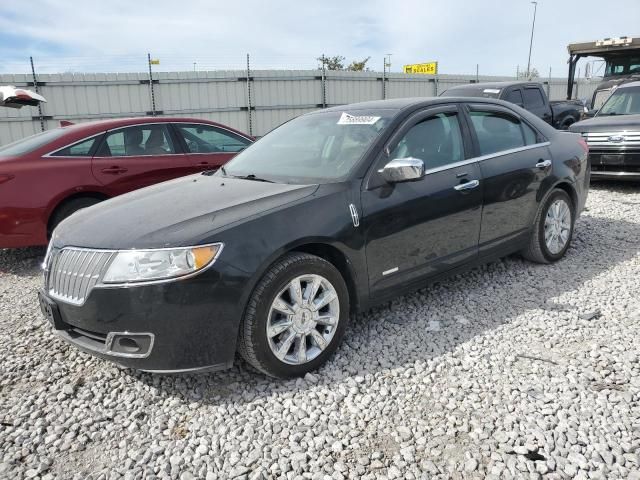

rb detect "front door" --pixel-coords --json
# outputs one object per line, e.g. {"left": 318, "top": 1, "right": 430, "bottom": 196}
{"left": 91, "top": 123, "right": 192, "bottom": 196}
{"left": 362, "top": 105, "right": 483, "bottom": 296}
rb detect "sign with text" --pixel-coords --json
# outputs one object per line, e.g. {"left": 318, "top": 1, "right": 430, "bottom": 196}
{"left": 403, "top": 62, "right": 438, "bottom": 75}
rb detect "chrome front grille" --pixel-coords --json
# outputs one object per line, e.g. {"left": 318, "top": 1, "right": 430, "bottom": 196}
{"left": 585, "top": 131, "right": 640, "bottom": 150}
{"left": 45, "top": 248, "right": 114, "bottom": 305}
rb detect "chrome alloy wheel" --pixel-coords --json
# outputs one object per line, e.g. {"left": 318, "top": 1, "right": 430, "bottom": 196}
{"left": 544, "top": 198, "right": 572, "bottom": 255}
{"left": 266, "top": 274, "right": 340, "bottom": 365}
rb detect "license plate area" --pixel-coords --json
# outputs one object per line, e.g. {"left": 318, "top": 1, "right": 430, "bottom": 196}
{"left": 38, "top": 290, "right": 68, "bottom": 330}
{"left": 600, "top": 154, "right": 624, "bottom": 165}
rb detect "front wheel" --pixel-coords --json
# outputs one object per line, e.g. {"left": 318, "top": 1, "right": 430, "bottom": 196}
{"left": 237, "top": 253, "right": 350, "bottom": 378}
{"left": 522, "top": 188, "right": 574, "bottom": 264}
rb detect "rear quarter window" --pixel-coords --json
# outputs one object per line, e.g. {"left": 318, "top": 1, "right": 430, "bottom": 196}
{"left": 50, "top": 136, "right": 100, "bottom": 157}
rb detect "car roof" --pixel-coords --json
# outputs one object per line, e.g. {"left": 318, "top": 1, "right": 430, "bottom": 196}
{"left": 322, "top": 96, "right": 518, "bottom": 113}
{"left": 445, "top": 81, "right": 541, "bottom": 91}
{"left": 618, "top": 80, "right": 640, "bottom": 89}
{"left": 60, "top": 117, "right": 251, "bottom": 138}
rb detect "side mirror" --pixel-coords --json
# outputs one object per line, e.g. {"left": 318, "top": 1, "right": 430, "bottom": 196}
{"left": 379, "top": 157, "right": 425, "bottom": 183}
{"left": 584, "top": 109, "right": 598, "bottom": 118}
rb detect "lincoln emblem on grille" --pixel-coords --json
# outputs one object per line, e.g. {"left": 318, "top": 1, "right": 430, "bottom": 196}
{"left": 608, "top": 135, "right": 625, "bottom": 143}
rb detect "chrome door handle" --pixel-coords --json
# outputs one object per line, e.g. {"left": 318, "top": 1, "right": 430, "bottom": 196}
{"left": 535, "top": 160, "right": 552, "bottom": 169}
{"left": 454, "top": 179, "right": 480, "bottom": 191}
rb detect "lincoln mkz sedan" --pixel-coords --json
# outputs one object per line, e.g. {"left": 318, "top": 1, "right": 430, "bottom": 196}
{"left": 0, "top": 117, "right": 252, "bottom": 248}
{"left": 39, "top": 98, "right": 589, "bottom": 377}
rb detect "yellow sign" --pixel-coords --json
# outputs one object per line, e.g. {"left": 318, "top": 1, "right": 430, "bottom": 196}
{"left": 150, "top": 59, "right": 160, "bottom": 65}
{"left": 403, "top": 62, "right": 438, "bottom": 75}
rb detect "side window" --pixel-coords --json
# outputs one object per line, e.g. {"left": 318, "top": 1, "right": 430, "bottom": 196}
{"left": 390, "top": 112, "right": 464, "bottom": 169}
{"left": 522, "top": 88, "right": 545, "bottom": 108}
{"left": 469, "top": 111, "right": 525, "bottom": 155}
{"left": 175, "top": 124, "right": 251, "bottom": 153}
{"left": 51, "top": 136, "right": 99, "bottom": 157}
{"left": 521, "top": 122, "right": 539, "bottom": 145}
{"left": 504, "top": 89, "right": 524, "bottom": 105}
{"left": 96, "top": 125, "right": 175, "bottom": 157}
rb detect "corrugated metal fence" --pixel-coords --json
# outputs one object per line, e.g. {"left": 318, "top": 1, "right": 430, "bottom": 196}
{"left": 0, "top": 70, "right": 600, "bottom": 146}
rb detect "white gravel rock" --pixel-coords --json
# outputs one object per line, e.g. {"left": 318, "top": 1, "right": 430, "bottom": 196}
{"left": 1, "top": 184, "right": 640, "bottom": 479}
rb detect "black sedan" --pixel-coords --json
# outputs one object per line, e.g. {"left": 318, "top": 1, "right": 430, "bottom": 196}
{"left": 39, "top": 97, "right": 590, "bottom": 377}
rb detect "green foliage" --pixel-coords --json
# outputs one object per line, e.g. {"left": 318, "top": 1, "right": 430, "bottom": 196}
{"left": 318, "top": 55, "right": 371, "bottom": 72}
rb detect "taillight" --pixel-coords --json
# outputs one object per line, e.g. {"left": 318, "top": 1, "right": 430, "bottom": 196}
{"left": 578, "top": 137, "right": 589, "bottom": 154}
{"left": 0, "top": 174, "right": 14, "bottom": 185}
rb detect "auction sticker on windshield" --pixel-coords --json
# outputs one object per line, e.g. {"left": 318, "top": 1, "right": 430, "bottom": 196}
{"left": 337, "top": 112, "right": 381, "bottom": 125}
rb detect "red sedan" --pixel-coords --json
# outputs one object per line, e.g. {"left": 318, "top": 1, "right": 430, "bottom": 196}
{"left": 0, "top": 117, "right": 253, "bottom": 248}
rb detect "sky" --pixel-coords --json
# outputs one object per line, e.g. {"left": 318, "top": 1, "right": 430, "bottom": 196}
{"left": 1, "top": 0, "right": 639, "bottom": 77}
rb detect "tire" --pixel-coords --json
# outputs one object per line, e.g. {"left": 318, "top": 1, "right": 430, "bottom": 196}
{"left": 48, "top": 197, "right": 102, "bottom": 237}
{"left": 522, "top": 188, "right": 574, "bottom": 264}
{"left": 237, "top": 252, "right": 350, "bottom": 378}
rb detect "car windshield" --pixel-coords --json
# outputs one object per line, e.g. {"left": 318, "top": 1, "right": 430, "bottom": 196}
{"left": 0, "top": 128, "right": 67, "bottom": 156}
{"left": 597, "top": 86, "right": 640, "bottom": 116}
{"left": 221, "top": 109, "right": 396, "bottom": 183}
{"left": 604, "top": 56, "right": 640, "bottom": 77}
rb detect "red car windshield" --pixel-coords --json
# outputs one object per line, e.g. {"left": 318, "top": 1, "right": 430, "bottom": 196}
{"left": 0, "top": 128, "right": 67, "bottom": 157}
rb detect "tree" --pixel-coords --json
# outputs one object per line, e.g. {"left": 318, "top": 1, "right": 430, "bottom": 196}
{"left": 347, "top": 57, "right": 371, "bottom": 72}
{"left": 317, "top": 55, "right": 371, "bottom": 71}
{"left": 518, "top": 67, "right": 539, "bottom": 79}
{"left": 317, "top": 55, "right": 345, "bottom": 70}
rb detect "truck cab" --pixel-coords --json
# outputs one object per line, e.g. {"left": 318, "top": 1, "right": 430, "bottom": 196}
{"left": 567, "top": 36, "right": 640, "bottom": 109}
{"left": 441, "top": 81, "right": 582, "bottom": 130}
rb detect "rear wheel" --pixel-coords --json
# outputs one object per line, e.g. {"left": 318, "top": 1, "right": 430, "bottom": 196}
{"left": 48, "top": 197, "right": 102, "bottom": 237}
{"left": 522, "top": 188, "right": 574, "bottom": 263}
{"left": 237, "top": 252, "right": 349, "bottom": 378}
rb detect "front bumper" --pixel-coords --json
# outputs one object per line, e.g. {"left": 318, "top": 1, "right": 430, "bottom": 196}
{"left": 38, "top": 263, "right": 246, "bottom": 372}
{"left": 589, "top": 151, "right": 640, "bottom": 181}
{"left": 590, "top": 170, "right": 640, "bottom": 181}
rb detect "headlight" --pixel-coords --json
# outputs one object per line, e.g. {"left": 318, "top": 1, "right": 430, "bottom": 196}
{"left": 101, "top": 243, "right": 222, "bottom": 284}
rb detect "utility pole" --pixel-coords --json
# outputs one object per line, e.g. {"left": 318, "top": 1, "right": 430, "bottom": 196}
{"left": 147, "top": 53, "right": 156, "bottom": 116}
{"left": 320, "top": 54, "right": 327, "bottom": 108}
{"left": 29, "top": 56, "right": 45, "bottom": 132}
{"left": 383, "top": 54, "right": 392, "bottom": 99}
{"left": 526, "top": 1, "right": 538, "bottom": 79}
{"left": 246, "top": 53, "right": 253, "bottom": 136}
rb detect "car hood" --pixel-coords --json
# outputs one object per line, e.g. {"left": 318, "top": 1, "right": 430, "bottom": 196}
{"left": 570, "top": 114, "right": 640, "bottom": 133}
{"left": 596, "top": 76, "right": 640, "bottom": 92}
{"left": 54, "top": 174, "right": 319, "bottom": 250}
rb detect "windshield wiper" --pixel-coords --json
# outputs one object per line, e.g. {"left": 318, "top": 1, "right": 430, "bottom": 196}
{"left": 232, "top": 174, "right": 275, "bottom": 183}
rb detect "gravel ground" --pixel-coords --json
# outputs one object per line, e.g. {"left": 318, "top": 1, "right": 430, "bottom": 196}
{"left": 1, "top": 183, "right": 639, "bottom": 480}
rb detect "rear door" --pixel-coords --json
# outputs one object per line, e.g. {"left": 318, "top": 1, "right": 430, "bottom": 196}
{"left": 91, "top": 123, "right": 191, "bottom": 195}
{"left": 362, "top": 104, "right": 483, "bottom": 296}
{"left": 464, "top": 104, "right": 553, "bottom": 256}
{"left": 173, "top": 123, "right": 252, "bottom": 173}
{"left": 503, "top": 87, "right": 524, "bottom": 108}
{"left": 522, "top": 86, "right": 553, "bottom": 124}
